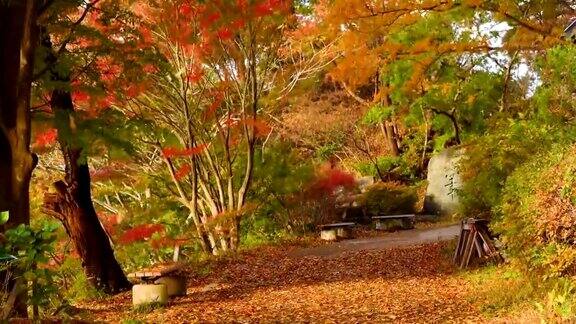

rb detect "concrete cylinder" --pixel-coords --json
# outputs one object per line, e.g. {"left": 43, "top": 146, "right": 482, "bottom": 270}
{"left": 132, "top": 283, "right": 168, "bottom": 307}
{"left": 320, "top": 229, "right": 337, "bottom": 241}
{"left": 336, "top": 227, "right": 350, "bottom": 238}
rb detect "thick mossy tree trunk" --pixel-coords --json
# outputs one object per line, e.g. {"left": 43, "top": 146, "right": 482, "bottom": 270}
{"left": 43, "top": 89, "right": 131, "bottom": 294}
{"left": 0, "top": 0, "right": 39, "bottom": 318}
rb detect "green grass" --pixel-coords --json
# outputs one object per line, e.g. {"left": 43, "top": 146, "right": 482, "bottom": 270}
{"left": 461, "top": 265, "right": 536, "bottom": 318}
{"left": 132, "top": 302, "right": 165, "bottom": 314}
{"left": 121, "top": 319, "right": 145, "bottom": 324}
{"left": 459, "top": 264, "right": 576, "bottom": 321}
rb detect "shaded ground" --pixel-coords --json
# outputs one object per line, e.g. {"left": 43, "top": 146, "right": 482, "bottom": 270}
{"left": 80, "top": 226, "right": 484, "bottom": 323}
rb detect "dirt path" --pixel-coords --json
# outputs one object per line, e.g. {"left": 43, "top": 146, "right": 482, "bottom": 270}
{"left": 81, "top": 226, "right": 483, "bottom": 323}
{"left": 294, "top": 224, "right": 460, "bottom": 258}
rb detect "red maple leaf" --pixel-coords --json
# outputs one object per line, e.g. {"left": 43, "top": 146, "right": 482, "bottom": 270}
{"left": 231, "top": 19, "right": 246, "bottom": 29}
{"left": 72, "top": 90, "right": 90, "bottom": 103}
{"left": 34, "top": 129, "right": 58, "bottom": 148}
{"left": 162, "top": 144, "right": 208, "bottom": 158}
{"left": 119, "top": 224, "right": 164, "bottom": 245}
{"left": 254, "top": 2, "right": 273, "bottom": 17}
{"left": 179, "top": 3, "right": 192, "bottom": 16}
{"left": 201, "top": 11, "right": 221, "bottom": 28}
{"left": 175, "top": 163, "right": 192, "bottom": 180}
{"left": 187, "top": 67, "right": 204, "bottom": 83}
{"left": 204, "top": 93, "right": 224, "bottom": 119}
{"left": 216, "top": 27, "right": 233, "bottom": 40}
{"left": 143, "top": 64, "right": 157, "bottom": 74}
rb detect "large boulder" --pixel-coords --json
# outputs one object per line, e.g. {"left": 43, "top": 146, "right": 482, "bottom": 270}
{"left": 424, "top": 148, "right": 464, "bottom": 215}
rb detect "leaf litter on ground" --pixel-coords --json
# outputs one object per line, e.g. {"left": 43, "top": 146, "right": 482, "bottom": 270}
{"left": 77, "top": 239, "right": 485, "bottom": 323}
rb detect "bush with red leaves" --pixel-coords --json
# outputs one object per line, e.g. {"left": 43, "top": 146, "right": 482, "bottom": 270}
{"left": 34, "top": 128, "right": 58, "bottom": 148}
{"left": 278, "top": 166, "right": 357, "bottom": 231}
{"left": 307, "top": 168, "right": 356, "bottom": 198}
{"left": 118, "top": 224, "right": 164, "bottom": 245}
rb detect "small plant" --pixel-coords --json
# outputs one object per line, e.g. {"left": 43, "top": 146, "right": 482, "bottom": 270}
{"left": 57, "top": 257, "right": 106, "bottom": 302}
{"left": 535, "top": 280, "right": 576, "bottom": 322}
{"left": 132, "top": 302, "right": 165, "bottom": 313}
{"left": 122, "top": 319, "right": 145, "bottom": 324}
{"left": 0, "top": 222, "right": 59, "bottom": 318}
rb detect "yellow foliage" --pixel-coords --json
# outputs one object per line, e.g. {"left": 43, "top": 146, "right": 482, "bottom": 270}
{"left": 412, "top": 38, "right": 433, "bottom": 53}
{"left": 463, "top": 0, "right": 483, "bottom": 7}
{"left": 440, "top": 83, "right": 452, "bottom": 95}
{"left": 330, "top": 43, "right": 380, "bottom": 87}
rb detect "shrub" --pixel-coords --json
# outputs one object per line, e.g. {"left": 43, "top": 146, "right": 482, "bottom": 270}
{"left": 457, "top": 115, "right": 576, "bottom": 219}
{"left": 0, "top": 222, "right": 59, "bottom": 317}
{"left": 495, "top": 144, "right": 576, "bottom": 279}
{"left": 272, "top": 167, "right": 357, "bottom": 232}
{"left": 240, "top": 209, "right": 289, "bottom": 247}
{"left": 358, "top": 182, "right": 417, "bottom": 216}
{"left": 56, "top": 257, "right": 105, "bottom": 302}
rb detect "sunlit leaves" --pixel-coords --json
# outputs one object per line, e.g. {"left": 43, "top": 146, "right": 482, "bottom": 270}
{"left": 0, "top": 211, "right": 8, "bottom": 225}
{"left": 34, "top": 129, "right": 59, "bottom": 149}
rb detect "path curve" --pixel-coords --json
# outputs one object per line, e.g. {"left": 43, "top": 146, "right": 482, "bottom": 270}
{"left": 293, "top": 224, "right": 460, "bottom": 258}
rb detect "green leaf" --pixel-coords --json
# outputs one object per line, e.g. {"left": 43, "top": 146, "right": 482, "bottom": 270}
{"left": 0, "top": 210, "right": 8, "bottom": 225}
{"left": 363, "top": 104, "right": 394, "bottom": 125}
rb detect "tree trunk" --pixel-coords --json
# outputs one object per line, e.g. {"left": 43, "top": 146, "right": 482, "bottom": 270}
{"left": 0, "top": 0, "right": 37, "bottom": 229}
{"left": 380, "top": 122, "right": 400, "bottom": 157}
{"left": 0, "top": 0, "right": 39, "bottom": 317}
{"left": 43, "top": 88, "right": 131, "bottom": 294}
{"left": 229, "top": 218, "right": 240, "bottom": 250}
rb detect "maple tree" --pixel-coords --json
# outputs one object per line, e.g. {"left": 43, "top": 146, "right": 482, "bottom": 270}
{"left": 31, "top": 0, "right": 156, "bottom": 293}
{"left": 116, "top": 0, "right": 296, "bottom": 255}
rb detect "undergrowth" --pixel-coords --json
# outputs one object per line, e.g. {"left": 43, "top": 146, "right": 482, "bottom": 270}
{"left": 461, "top": 264, "right": 576, "bottom": 321}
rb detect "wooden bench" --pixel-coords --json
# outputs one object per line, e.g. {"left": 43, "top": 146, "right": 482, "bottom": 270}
{"left": 128, "top": 262, "right": 184, "bottom": 282}
{"left": 319, "top": 222, "right": 355, "bottom": 241}
{"left": 372, "top": 214, "right": 415, "bottom": 230}
{"left": 128, "top": 262, "right": 187, "bottom": 306}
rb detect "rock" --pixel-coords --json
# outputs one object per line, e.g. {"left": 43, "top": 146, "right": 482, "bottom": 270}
{"left": 424, "top": 147, "right": 464, "bottom": 216}
{"left": 132, "top": 283, "right": 168, "bottom": 307}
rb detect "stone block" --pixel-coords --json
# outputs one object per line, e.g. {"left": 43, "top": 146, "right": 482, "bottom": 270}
{"left": 320, "top": 229, "right": 337, "bottom": 241}
{"left": 132, "top": 283, "right": 168, "bottom": 307}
